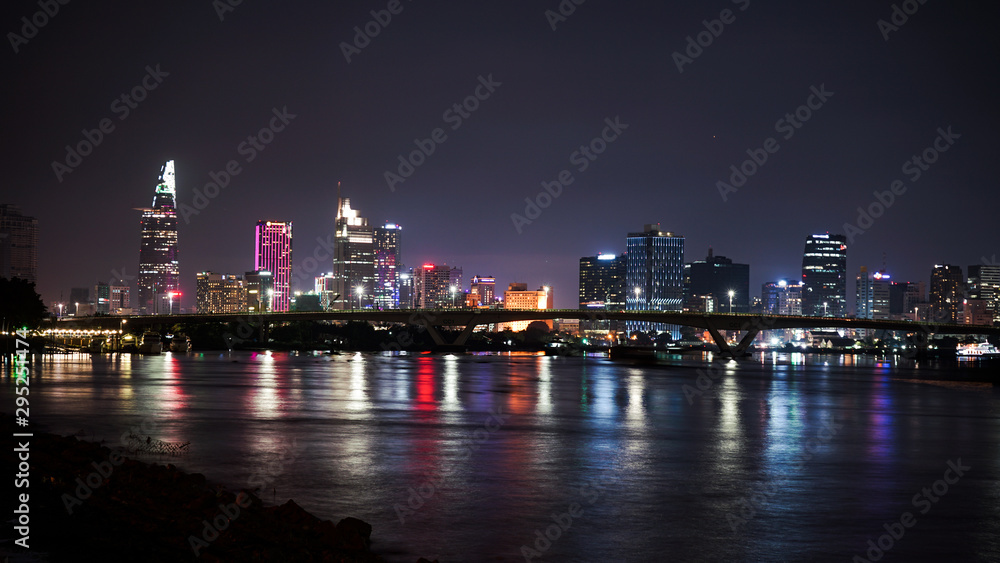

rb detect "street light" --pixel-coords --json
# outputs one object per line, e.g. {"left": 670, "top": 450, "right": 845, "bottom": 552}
{"left": 634, "top": 287, "right": 641, "bottom": 309}
{"left": 823, "top": 301, "right": 829, "bottom": 316}
{"left": 267, "top": 288, "right": 274, "bottom": 312}
{"left": 355, "top": 285, "right": 364, "bottom": 309}
{"left": 728, "top": 289, "right": 735, "bottom": 314}
{"left": 57, "top": 303, "right": 64, "bottom": 317}
{"left": 449, "top": 285, "right": 457, "bottom": 308}
{"left": 75, "top": 302, "right": 79, "bottom": 316}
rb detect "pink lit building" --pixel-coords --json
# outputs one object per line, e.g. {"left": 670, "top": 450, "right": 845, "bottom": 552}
{"left": 254, "top": 220, "right": 293, "bottom": 311}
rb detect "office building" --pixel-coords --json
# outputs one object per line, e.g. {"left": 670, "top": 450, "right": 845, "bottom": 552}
{"left": 855, "top": 267, "right": 891, "bottom": 320}
{"left": 245, "top": 270, "right": 273, "bottom": 312}
{"left": 331, "top": 197, "right": 375, "bottom": 309}
{"left": 254, "top": 221, "right": 293, "bottom": 311}
{"left": 968, "top": 264, "right": 1000, "bottom": 322}
{"left": 0, "top": 204, "right": 38, "bottom": 285}
{"left": 374, "top": 223, "right": 401, "bottom": 309}
{"left": 413, "top": 263, "right": 462, "bottom": 308}
{"left": 503, "top": 283, "right": 551, "bottom": 332}
{"left": 800, "top": 233, "right": 847, "bottom": 317}
{"left": 315, "top": 273, "right": 337, "bottom": 310}
{"left": 930, "top": 264, "right": 963, "bottom": 323}
{"left": 137, "top": 160, "right": 180, "bottom": 314}
{"left": 196, "top": 272, "right": 247, "bottom": 314}
{"left": 579, "top": 253, "right": 625, "bottom": 310}
{"left": 470, "top": 275, "right": 497, "bottom": 307}
{"left": 762, "top": 280, "right": 803, "bottom": 316}
{"left": 399, "top": 268, "right": 414, "bottom": 309}
{"left": 625, "top": 224, "right": 685, "bottom": 337}
{"left": 683, "top": 248, "right": 750, "bottom": 313}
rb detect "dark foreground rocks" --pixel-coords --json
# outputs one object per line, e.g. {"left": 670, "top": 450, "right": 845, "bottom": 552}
{"left": 3, "top": 420, "right": 434, "bottom": 562}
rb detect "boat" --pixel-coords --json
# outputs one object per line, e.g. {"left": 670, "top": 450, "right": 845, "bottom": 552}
{"left": 138, "top": 332, "right": 163, "bottom": 355}
{"left": 169, "top": 334, "right": 190, "bottom": 353}
{"left": 956, "top": 342, "right": 1000, "bottom": 360}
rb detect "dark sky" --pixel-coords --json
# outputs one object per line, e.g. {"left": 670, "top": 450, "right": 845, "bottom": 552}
{"left": 4, "top": 0, "right": 998, "bottom": 311}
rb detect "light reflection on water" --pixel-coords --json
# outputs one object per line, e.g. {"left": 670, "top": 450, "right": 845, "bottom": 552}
{"left": 2, "top": 351, "right": 999, "bottom": 562}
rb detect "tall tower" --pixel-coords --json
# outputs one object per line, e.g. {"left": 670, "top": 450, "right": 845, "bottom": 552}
{"left": 929, "top": 264, "right": 963, "bottom": 323}
{"left": 625, "top": 224, "right": 685, "bottom": 337}
{"left": 374, "top": 223, "right": 401, "bottom": 309}
{"left": 254, "top": 221, "right": 293, "bottom": 311}
{"left": 137, "top": 160, "right": 180, "bottom": 314}
{"left": 0, "top": 204, "right": 38, "bottom": 285}
{"left": 800, "top": 233, "right": 847, "bottom": 317}
{"left": 332, "top": 197, "right": 375, "bottom": 309}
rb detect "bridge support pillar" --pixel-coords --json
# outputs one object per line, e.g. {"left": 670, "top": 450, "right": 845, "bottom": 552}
{"left": 705, "top": 320, "right": 759, "bottom": 359}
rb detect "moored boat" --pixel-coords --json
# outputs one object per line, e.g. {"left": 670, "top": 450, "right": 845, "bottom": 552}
{"left": 138, "top": 332, "right": 162, "bottom": 355}
{"left": 956, "top": 342, "right": 1000, "bottom": 360}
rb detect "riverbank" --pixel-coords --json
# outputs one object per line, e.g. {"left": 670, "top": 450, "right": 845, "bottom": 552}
{"left": 2, "top": 416, "right": 435, "bottom": 562}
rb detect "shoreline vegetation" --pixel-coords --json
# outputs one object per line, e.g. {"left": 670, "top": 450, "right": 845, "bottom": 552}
{"left": 2, "top": 416, "right": 436, "bottom": 562}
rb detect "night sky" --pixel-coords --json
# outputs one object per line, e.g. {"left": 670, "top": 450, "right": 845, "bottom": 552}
{"left": 5, "top": 0, "right": 998, "bottom": 311}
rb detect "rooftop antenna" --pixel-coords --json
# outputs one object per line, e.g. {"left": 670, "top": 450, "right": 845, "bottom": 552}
{"left": 336, "top": 181, "right": 342, "bottom": 219}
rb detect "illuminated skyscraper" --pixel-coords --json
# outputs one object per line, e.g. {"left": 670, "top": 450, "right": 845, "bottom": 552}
{"left": 137, "top": 160, "right": 180, "bottom": 314}
{"left": 0, "top": 204, "right": 38, "bottom": 285}
{"left": 930, "top": 264, "right": 963, "bottom": 323}
{"left": 855, "top": 267, "right": 891, "bottom": 320}
{"left": 579, "top": 253, "right": 625, "bottom": 310}
{"left": 414, "top": 263, "right": 461, "bottom": 308}
{"left": 254, "top": 221, "right": 293, "bottom": 311}
{"left": 800, "top": 233, "right": 847, "bottom": 317}
{"left": 625, "top": 224, "right": 685, "bottom": 337}
{"left": 332, "top": 197, "right": 374, "bottom": 309}
{"left": 196, "top": 272, "right": 247, "bottom": 314}
{"left": 374, "top": 223, "right": 401, "bottom": 308}
{"left": 762, "top": 280, "right": 803, "bottom": 316}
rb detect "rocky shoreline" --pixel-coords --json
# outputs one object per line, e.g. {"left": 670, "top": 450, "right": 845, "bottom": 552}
{"left": 4, "top": 419, "right": 435, "bottom": 562}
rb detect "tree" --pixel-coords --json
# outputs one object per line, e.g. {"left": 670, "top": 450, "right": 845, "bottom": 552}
{"left": 0, "top": 277, "right": 47, "bottom": 330}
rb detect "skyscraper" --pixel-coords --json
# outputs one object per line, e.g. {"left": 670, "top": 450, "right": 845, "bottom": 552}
{"left": 374, "top": 223, "right": 401, "bottom": 309}
{"left": 0, "top": 204, "right": 38, "bottom": 285}
{"left": 414, "top": 263, "right": 461, "bottom": 308}
{"left": 930, "top": 264, "right": 963, "bottom": 323}
{"left": 470, "top": 275, "right": 497, "bottom": 307}
{"left": 855, "top": 267, "right": 891, "bottom": 320}
{"left": 196, "top": 272, "right": 247, "bottom": 314}
{"left": 332, "top": 197, "right": 374, "bottom": 310}
{"left": 579, "top": 253, "right": 625, "bottom": 310}
{"left": 625, "top": 224, "right": 685, "bottom": 337}
{"left": 968, "top": 264, "right": 1000, "bottom": 322}
{"left": 137, "top": 160, "right": 180, "bottom": 315}
{"left": 800, "top": 233, "right": 847, "bottom": 317}
{"left": 254, "top": 221, "right": 293, "bottom": 311}
{"left": 762, "top": 280, "right": 803, "bottom": 316}
{"left": 683, "top": 248, "right": 750, "bottom": 313}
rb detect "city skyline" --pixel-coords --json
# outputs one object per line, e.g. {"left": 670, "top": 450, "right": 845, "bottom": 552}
{"left": 3, "top": 2, "right": 997, "bottom": 312}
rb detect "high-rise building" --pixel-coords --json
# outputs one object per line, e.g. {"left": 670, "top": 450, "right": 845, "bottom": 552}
{"left": 196, "top": 272, "right": 247, "bottom": 314}
{"left": 245, "top": 270, "right": 273, "bottom": 312}
{"left": 94, "top": 283, "right": 110, "bottom": 314}
{"left": 762, "top": 280, "right": 803, "bottom": 316}
{"left": 110, "top": 283, "right": 130, "bottom": 314}
{"left": 683, "top": 248, "right": 750, "bottom": 314}
{"left": 855, "top": 267, "right": 891, "bottom": 320}
{"left": 374, "top": 223, "right": 401, "bottom": 309}
{"left": 470, "top": 275, "right": 497, "bottom": 307}
{"left": 254, "top": 221, "right": 293, "bottom": 311}
{"left": 0, "top": 204, "right": 38, "bottom": 285}
{"left": 414, "top": 263, "right": 462, "bottom": 308}
{"left": 800, "top": 233, "right": 847, "bottom": 317}
{"left": 625, "top": 224, "right": 685, "bottom": 337}
{"left": 331, "top": 197, "right": 374, "bottom": 310}
{"left": 137, "top": 161, "right": 180, "bottom": 314}
{"left": 968, "top": 264, "right": 1000, "bottom": 322}
{"left": 399, "top": 268, "right": 414, "bottom": 309}
{"left": 503, "top": 283, "right": 551, "bottom": 332}
{"left": 579, "top": 253, "right": 625, "bottom": 310}
{"left": 888, "top": 280, "right": 924, "bottom": 320}
{"left": 930, "top": 264, "right": 963, "bottom": 323}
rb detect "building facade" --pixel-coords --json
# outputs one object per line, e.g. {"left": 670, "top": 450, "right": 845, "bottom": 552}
{"left": 762, "top": 280, "right": 803, "bottom": 316}
{"left": 800, "top": 233, "right": 847, "bottom": 317}
{"left": 413, "top": 263, "right": 462, "bottom": 308}
{"left": 137, "top": 160, "right": 180, "bottom": 314}
{"left": 470, "top": 275, "right": 497, "bottom": 307}
{"left": 579, "top": 253, "right": 625, "bottom": 310}
{"left": 683, "top": 248, "right": 750, "bottom": 314}
{"left": 374, "top": 223, "right": 401, "bottom": 309}
{"left": 855, "top": 267, "right": 891, "bottom": 320}
{"left": 331, "top": 198, "right": 375, "bottom": 309}
{"left": 253, "top": 221, "right": 293, "bottom": 311}
{"left": 244, "top": 270, "right": 273, "bottom": 312}
{"left": 503, "top": 283, "right": 551, "bottom": 332}
{"left": 625, "top": 224, "right": 685, "bottom": 337}
{"left": 0, "top": 204, "right": 38, "bottom": 285}
{"left": 196, "top": 272, "right": 247, "bottom": 314}
{"left": 930, "top": 264, "right": 963, "bottom": 323}
{"left": 967, "top": 264, "right": 1000, "bottom": 322}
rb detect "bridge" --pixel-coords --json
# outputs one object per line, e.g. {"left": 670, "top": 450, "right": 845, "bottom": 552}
{"left": 45, "top": 309, "right": 1000, "bottom": 358}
